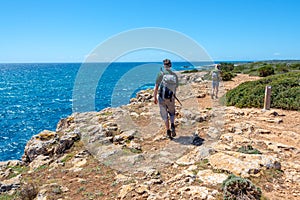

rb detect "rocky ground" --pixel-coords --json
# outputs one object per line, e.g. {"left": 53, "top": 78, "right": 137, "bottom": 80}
{"left": 0, "top": 72, "right": 299, "bottom": 200}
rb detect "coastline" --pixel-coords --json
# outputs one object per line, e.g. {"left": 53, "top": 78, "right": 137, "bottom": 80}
{"left": 0, "top": 71, "right": 299, "bottom": 199}
{"left": 1, "top": 60, "right": 299, "bottom": 162}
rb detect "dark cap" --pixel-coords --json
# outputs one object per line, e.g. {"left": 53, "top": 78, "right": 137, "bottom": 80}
{"left": 163, "top": 59, "right": 172, "bottom": 67}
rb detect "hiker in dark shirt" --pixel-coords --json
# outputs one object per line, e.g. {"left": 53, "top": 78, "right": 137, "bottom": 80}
{"left": 154, "top": 59, "right": 179, "bottom": 139}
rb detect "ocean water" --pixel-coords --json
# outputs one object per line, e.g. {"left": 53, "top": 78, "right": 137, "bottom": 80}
{"left": 0, "top": 62, "right": 204, "bottom": 161}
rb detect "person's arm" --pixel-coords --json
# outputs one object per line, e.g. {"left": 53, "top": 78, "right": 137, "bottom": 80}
{"left": 154, "top": 84, "right": 159, "bottom": 104}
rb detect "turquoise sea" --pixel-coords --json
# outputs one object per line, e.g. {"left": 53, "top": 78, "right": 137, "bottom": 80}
{"left": 0, "top": 62, "right": 212, "bottom": 161}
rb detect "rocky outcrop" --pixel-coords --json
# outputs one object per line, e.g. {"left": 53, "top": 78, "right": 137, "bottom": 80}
{"left": 21, "top": 129, "right": 81, "bottom": 169}
{"left": 0, "top": 174, "right": 21, "bottom": 193}
{"left": 130, "top": 89, "right": 153, "bottom": 103}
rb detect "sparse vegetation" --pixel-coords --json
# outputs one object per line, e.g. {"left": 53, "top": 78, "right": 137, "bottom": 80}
{"left": 250, "top": 168, "right": 284, "bottom": 196}
{"left": 61, "top": 153, "right": 74, "bottom": 163}
{"left": 99, "top": 111, "right": 113, "bottom": 116}
{"left": 222, "top": 174, "right": 262, "bottom": 200}
{"left": 51, "top": 185, "right": 63, "bottom": 195}
{"left": 194, "top": 159, "right": 210, "bottom": 171}
{"left": 7, "top": 165, "right": 29, "bottom": 179}
{"left": 19, "top": 183, "right": 39, "bottom": 200}
{"left": 122, "top": 146, "right": 142, "bottom": 154}
{"left": 34, "top": 164, "right": 48, "bottom": 172}
{"left": 181, "top": 69, "right": 198, "bottom": 73}
{"left": 237, "top": 145, "right": 262, "bottom": 154}
{"left": 0, "top": 193, "right": 20, "bottom": 200}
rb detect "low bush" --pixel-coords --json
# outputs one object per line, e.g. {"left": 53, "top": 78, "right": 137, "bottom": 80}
{"left": 258, "top": 65, "right": 275, "bottom": 77}
{"left": 221, "top": 71, "right": 235, "bottom": 81}
{"left": 290, "top": 63, "right": 300, "bottom": 70}
{"left": 220, "top": 62, "right": 234, "bottom": 72}
{"left": 19, "top": 183, "right": 38, "bottom": 200}
{"left": 222, "top": 174, "right": 262, "bottom": 200}
{"left": 225, "top": 72, "right": 300, "bottom": 110}
{"left": 181, "top": 69, "right": 198, "bottom": 73}
{"left": 237, "top": 145, "right": 262, "bottom": 154}
{"left": 275, "top": 64, "right": 289, "bottom": 73}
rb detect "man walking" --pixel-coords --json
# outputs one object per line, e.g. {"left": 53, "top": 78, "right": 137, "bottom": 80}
{"left": 154, "top": 59, "right": 179, "bottom": 139}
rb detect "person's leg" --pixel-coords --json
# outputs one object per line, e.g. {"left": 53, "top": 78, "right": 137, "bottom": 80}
{"left": 215, "top": 81, "right": 219, "bottom": 98}
{"left": 164, "top": 118, "right": 170, "bottom": 130}
{"left": 166, "top": 99, "right": 176, "bottom": 137}
{"left": 212, "top": 81, "right": 216, "bottom": 99}
{"left": 158, "top": 98, "right": 171, "bottom": 137}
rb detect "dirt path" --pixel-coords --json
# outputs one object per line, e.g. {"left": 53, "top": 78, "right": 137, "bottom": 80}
{"left": 93, "top": 74, "right": 262, "bottom": 173}
{"left": 77, "top": 73, "right": 299, "bottom": 199}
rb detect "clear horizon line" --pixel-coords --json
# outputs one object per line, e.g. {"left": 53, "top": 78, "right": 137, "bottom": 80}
{"left": 1, "top": 59, "right": 300, "bottom": 64}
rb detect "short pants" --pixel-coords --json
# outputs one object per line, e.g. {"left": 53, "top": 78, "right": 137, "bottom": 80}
{"left": 158, "top": 96, "right": 175, "bottom": 123}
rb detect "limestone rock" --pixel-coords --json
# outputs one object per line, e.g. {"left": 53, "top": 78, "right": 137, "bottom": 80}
{"left": 22, "top": 130, "right": 59, "bottom": 163}
{"left": 135, "top": 184, "right": 150, "bottom": 194}
{"left": 118, "top": 184, "right": 135, "bottom": 199}
{"left": 197, "top": 169, "right": 228, "bottom": 186}
{"left": 115, "top": 174, "right": 131, "bottom": 183}
{"left": 22, "top": 129, "right": 81, "bottom": 164}
{"left": 54, "top": 131, "right": 81, "bottom": 154}
{"left": 130, "top": 89, "right": 153, "bottom": 103}
{"left": 29, "top": 155, "right": 52, "bottom": 170}
{"left": 56, "top": 116, "right": 75, "bottom": 132}
{"left": 0, "top": 174, "right": 21, "bottom": 193}
{"left": 178, "top": 186, "right": 209, "bottom": 199}
{"left": 255, "top": 129, "right": 271, "bottom": 134}
{"left": 209, "top": 152, "right": 280, "bottom": 177}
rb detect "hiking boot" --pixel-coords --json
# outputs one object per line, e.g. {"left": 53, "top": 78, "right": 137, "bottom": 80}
{"left": 167, "top": 129, "right": 172, "bottom": 139}
{"left": 171, "top": 123, "right": 176, "bottom": 137}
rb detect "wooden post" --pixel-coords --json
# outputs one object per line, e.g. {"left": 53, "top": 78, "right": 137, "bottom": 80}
{"left": 263, "top": 86, "right": 272, "bottom": 110}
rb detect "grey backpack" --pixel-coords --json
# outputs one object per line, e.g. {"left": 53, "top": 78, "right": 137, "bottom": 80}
{"left": 159, "top": 70, "right": 177, "bottom": 100}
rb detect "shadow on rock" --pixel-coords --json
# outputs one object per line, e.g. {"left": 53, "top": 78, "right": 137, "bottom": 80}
{"left": 172, "top": 135, "right": 204, "bottom": 146}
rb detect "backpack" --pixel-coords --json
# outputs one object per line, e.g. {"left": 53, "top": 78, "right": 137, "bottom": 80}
{"left": 159, "top": 70, "right": 177, "bottom": 100}
{"left": 212, "top": 70, "right": 219, "bottom": 81}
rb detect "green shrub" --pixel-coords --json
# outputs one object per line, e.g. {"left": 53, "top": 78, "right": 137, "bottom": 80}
{"left": 220, "top": 62, "right": 234, "bottom": 72}
{"left": 221, "top": 71, "right": 235, "bottom": 81}
{"left": 182, "top": 69, "right": 198, "bottom": 73}
{"left": 222, "top": 174, "right": 262, "bottom": 200}
{"left": 290, "top": 63, "right": 300, "bottom": 70}
{"left": 225, "top": 72, "right": 300, "bottom": 110}
{"left": 229, "top": 61, "right": 299, "bottom": 76}
{"left": 275, "top": 64, "right": 289, "bottom": 73}
{"left": 237, "top": 145, "right": 262, "bottom": 154}
{"left": 233, "top": 64, "right": 247, "bottom": 73}
{"left": 258, "top": 66, "right": 275, "bottom": 77}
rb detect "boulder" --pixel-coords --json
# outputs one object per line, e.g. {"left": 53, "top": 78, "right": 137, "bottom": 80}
{"left": 209, "top": 152, "right": 280, "bottom": 177}
{"left": 22, "top": 130, "right": 81, "bottom": 164}
{"left": 22, "top": 130, "right": 59, "bottom": 163}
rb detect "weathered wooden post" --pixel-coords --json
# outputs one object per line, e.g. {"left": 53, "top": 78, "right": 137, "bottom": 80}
{"left": 263, "top": 86, "right": 272, "bottom": 110}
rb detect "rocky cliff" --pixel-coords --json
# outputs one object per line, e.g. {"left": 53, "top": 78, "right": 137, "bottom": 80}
{"left": 0, "top": 72, "right": 299, "bottom": 200}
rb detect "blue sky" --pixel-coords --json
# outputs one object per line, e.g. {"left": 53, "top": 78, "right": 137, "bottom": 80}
{"left": 0, "top": 0, "right": 299, "bottom": 62}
